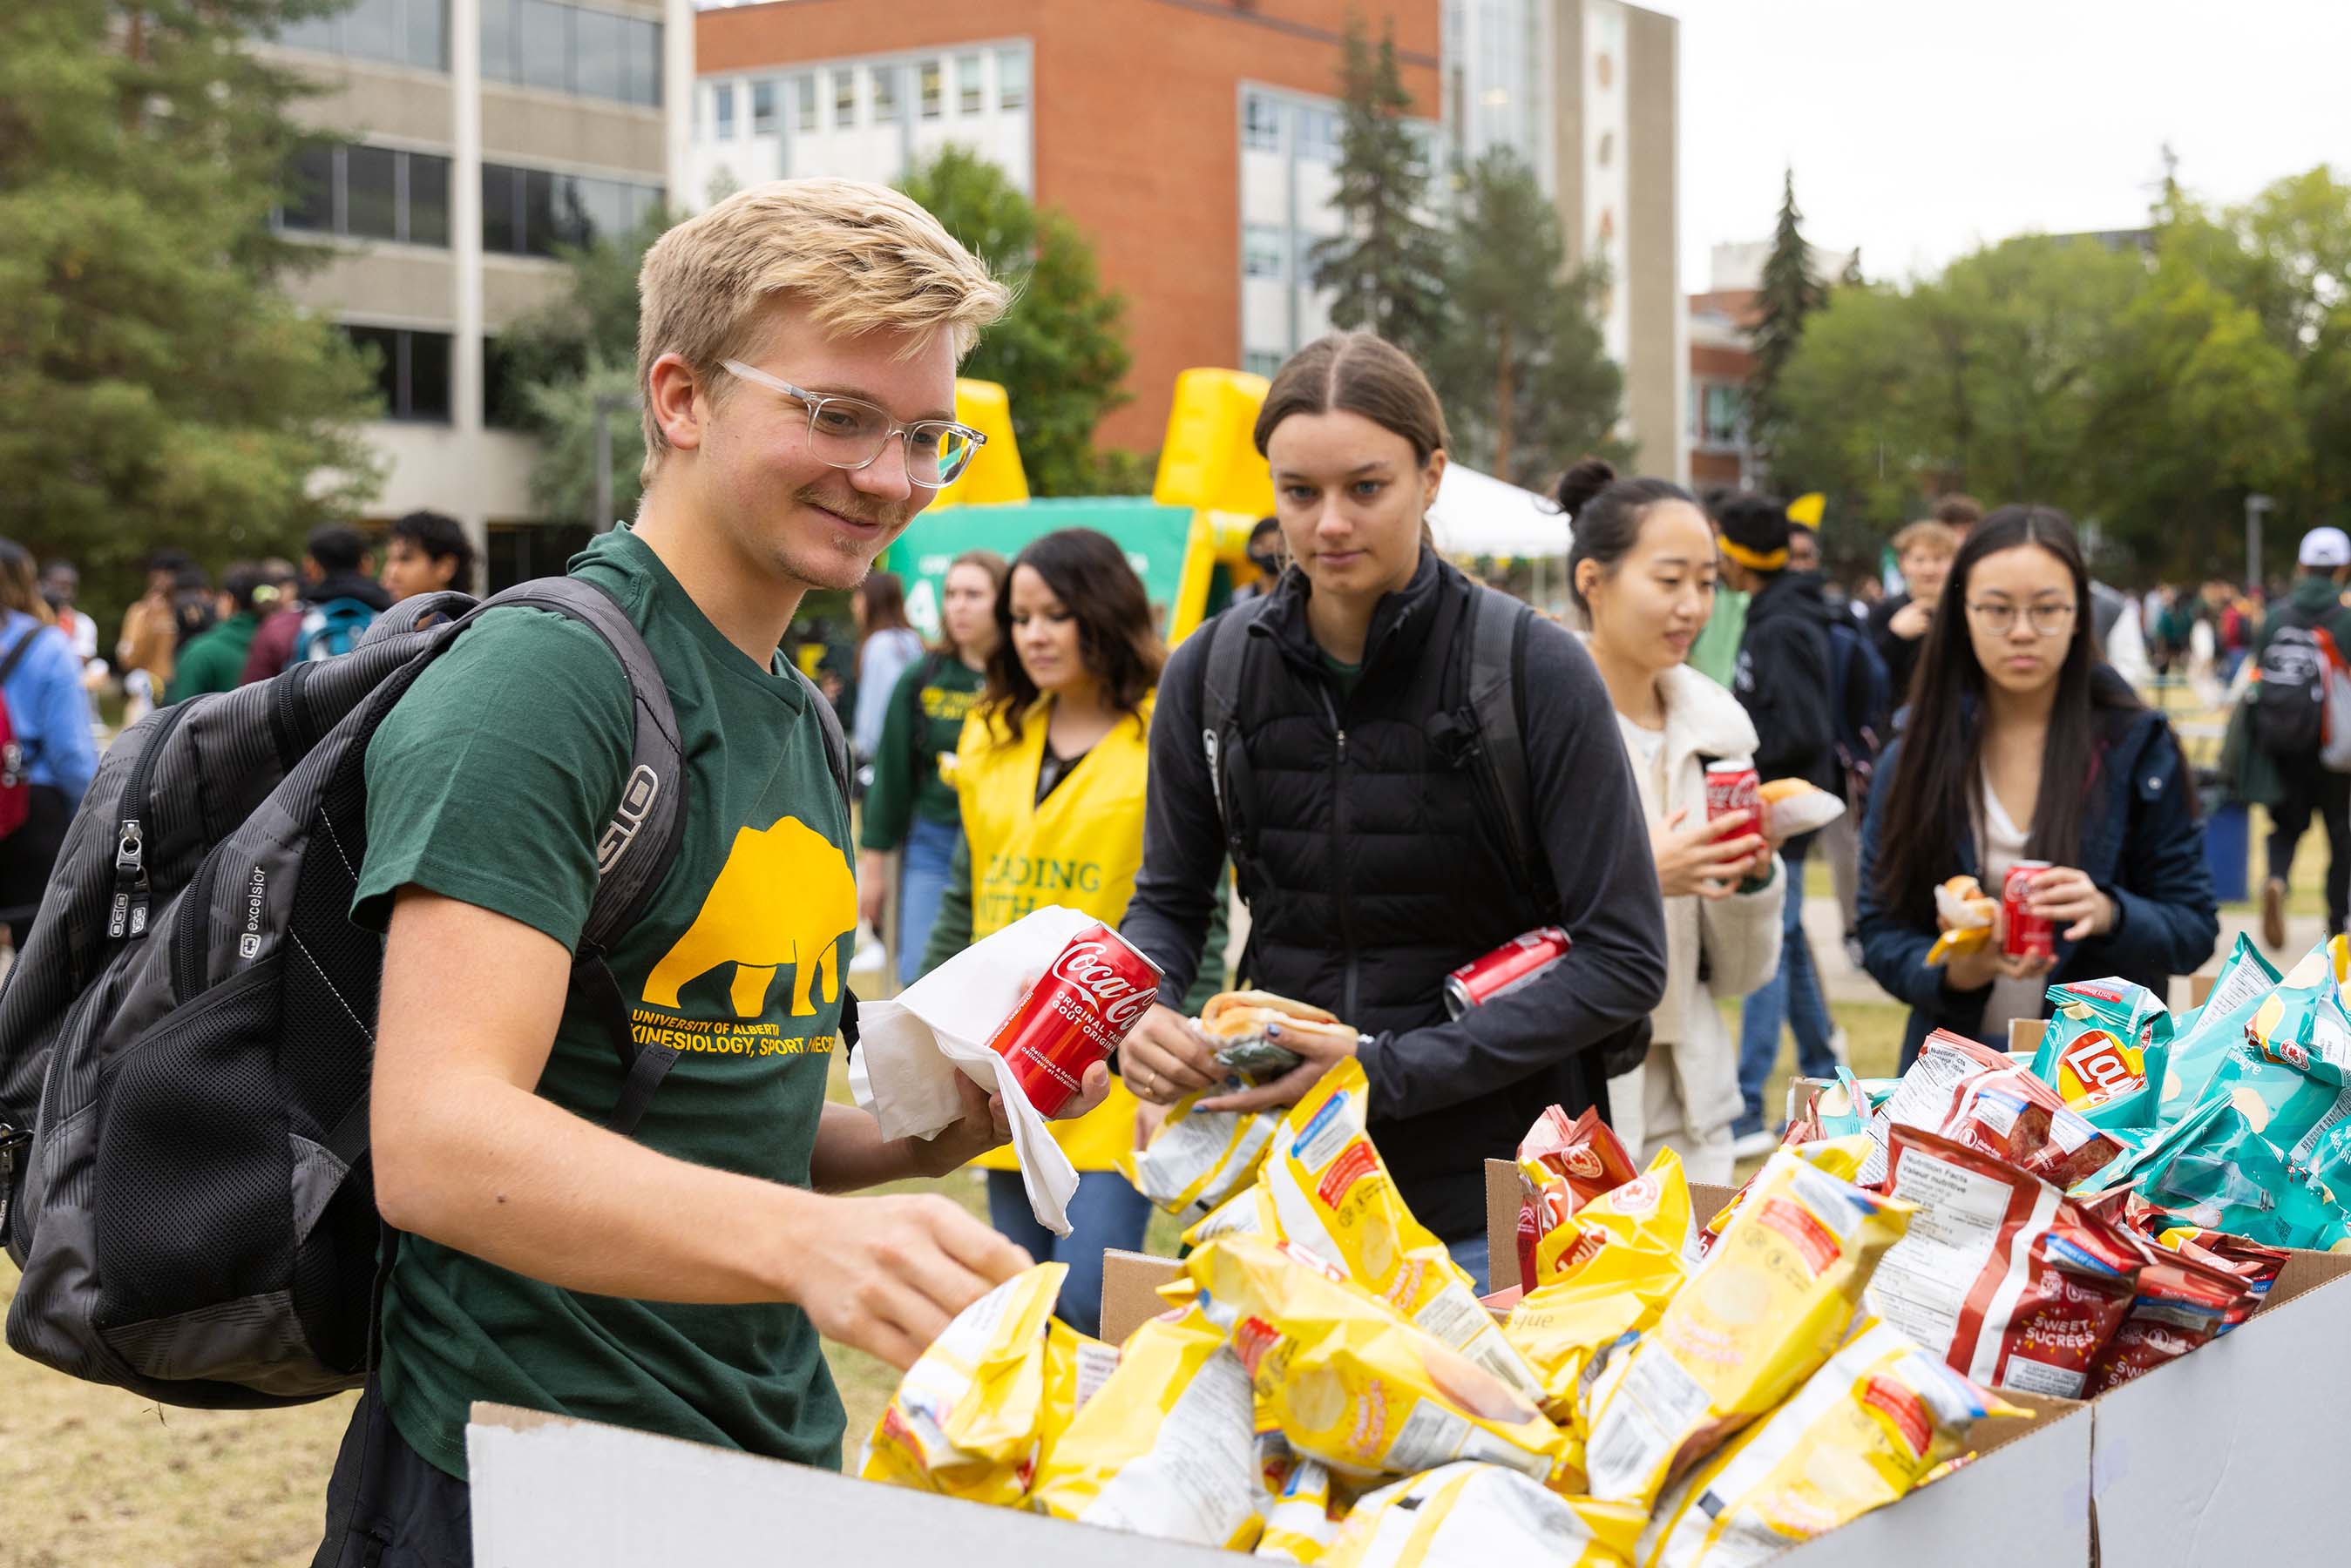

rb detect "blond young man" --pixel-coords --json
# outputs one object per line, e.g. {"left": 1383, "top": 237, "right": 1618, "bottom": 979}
{"left": 315, "top": 180, "right": 1104, "bottom": 1565}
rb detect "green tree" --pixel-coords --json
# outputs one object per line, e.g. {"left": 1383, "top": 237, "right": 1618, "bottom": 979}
{"left": 1748, "top": 167, "right": 1827, "bottom": 467}
{"left": 899, "top": 147, "right": 1136, "bottom": 496}
{"left": 1426, "top": 149, "right": 1624, "bottom": 486}
{"left": 0, "top": 0, "right": 382, "bottom": 621}
{"left": 1311, "top": 16, "right": 1447, "bottom": 356}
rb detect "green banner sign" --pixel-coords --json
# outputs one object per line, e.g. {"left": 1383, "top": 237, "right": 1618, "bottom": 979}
{"left": 882, "top": 497, "right": 1198, "bottom": 639}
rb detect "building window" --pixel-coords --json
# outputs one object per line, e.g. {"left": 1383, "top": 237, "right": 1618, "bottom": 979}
{"left": 279, "top": 143, "right": 453, "bottom": 248}
{"left": 957, "top": 53, "right": 983, "bottom": 114}
{"left": 1243, "top": 92, "right": 1282, "bottom": 151}
{"left": 478, "top": 0, "right": 661, "bottom": 106}
{"left": 997, "top": 48, "right": 1028, "bottom": 111}
{"left": 833, "top": 67, "right": 856, "bottom": 128}
{"left": 1299, "top": 106, "right": 1341, "bottom": 162}
{"left": 749, "top": 79, "right": 776, "bottom": 135}
{"left": 919, "top": 59, "right": 943, "bottom": 119}
{"left": 278, "top": 0, "right": 447, "bottom": 71}
{"left": 871, "top": 64, "right": 900, "bottom": 123}
{"left": 713, "top": 82, "right": 736, "bottom": 140}
{"left": 1697, "top": 382, "right": 1745, "bottom": 448}
{"left": 1243, "top": 350, "right": 1284, "bottom": 379}
{"left": 795, "top": 72, "right": 817, "bottom": 131}
{"left": 344, "top": 325, "right": 453, "bottom": 423}
{"left": 481, "top": 161, "right": 664, "bottom": 257}
{"left": 487, "top": 523, "right": 598, "bottom": 591}
{"left": 1243, "top": 224, "right": 1284, "bottom": 279}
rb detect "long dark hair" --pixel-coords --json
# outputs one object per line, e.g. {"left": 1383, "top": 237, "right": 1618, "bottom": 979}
{"left": 1558, "top": 458, "right": 1699, "bottom": 614}
{"left": 1871, "top": 504, "right": 2143, "bottom": 923}
{"left": 983, "top": 528, "right": 1166, "bottom": 745}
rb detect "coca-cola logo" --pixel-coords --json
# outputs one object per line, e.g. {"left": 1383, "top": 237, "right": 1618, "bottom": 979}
{"left": 1051, "top": 941, "right": 1154, "bottom": 1028}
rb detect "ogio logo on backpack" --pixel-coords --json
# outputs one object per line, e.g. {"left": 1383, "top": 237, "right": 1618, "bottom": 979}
{"left": 597, "top": 765, "right": 661, "bottom": 873}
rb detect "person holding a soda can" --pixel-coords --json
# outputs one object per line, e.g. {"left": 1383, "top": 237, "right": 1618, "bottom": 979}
{"left": 1115, "top": 333, "right": 1669, "bottom": 1291}
{"left": 915, "top": 527, "right": 1229, "bottom": 1336}
{"left": 1858, "top": 506, "right": 2219, "bottom": 1068}
{"left": 1558, "top": 458, "right": 1791, "bottom": 1184}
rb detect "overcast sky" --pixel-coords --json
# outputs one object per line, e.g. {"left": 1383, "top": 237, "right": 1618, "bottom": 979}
{"left": 1660, "top": 0, "right": 2351, "bottom": 288}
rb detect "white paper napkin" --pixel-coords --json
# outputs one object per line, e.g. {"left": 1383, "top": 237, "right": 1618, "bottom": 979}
{"left": 849, "top": 904, "right": 1102, "bottom": 1236}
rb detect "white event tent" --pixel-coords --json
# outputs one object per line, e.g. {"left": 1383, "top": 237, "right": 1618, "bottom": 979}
{"left": 1426, "top": 462, "right": 1569, "bottom": 558}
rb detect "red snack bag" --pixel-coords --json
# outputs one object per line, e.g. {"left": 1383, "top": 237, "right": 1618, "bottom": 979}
{"left": 1855, "top": 1028, "right": 2016, "bottom": 1186}
{"left": 1513, "top": 1105, "right": 1638, "bottom": 1289}
{"left": 2151, "top": 1227, "right": 2291, "bottom": 1329}
{"left": 1868, "top": 1125, "right": 2141, "bottom": 1399}
{"left": 1937, "top": 1066, "right": 2124, "bottom": 1191}
{"left": 2083, "top": 1245, "right": 2255, "bottom": 1395}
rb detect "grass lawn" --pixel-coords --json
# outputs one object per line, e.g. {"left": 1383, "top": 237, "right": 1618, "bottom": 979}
{"left": 0, "top": 998, "right": 1911, "bottom": 1565}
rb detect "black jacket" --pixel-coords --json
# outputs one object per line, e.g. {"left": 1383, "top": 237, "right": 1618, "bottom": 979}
{"left": 1734, "top": 570, "right": 1839, "bottom": 791}
{"left": 1119, "top": 551, "right": 1668, "bottom": 1240}
{"left": 1866, "top": 591, "right": 1924, "bottom": 724}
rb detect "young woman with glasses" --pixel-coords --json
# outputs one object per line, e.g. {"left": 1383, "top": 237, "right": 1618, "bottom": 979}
{"left": 1856, "top": 506, "right": 2218, "bottom": 1067}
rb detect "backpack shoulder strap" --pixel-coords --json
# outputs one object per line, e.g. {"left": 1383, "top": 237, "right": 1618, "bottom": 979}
{"left": 0, "top": 624, "right": 48, "bottom": 688}
{"left": 1459, "top": 582, "right": 1548, "bottom": 913}
{"left": 1198, "top": 601, "right": 1265, "bottom": 878}
{"left": 794, "top": 663, "right": 852, "bottom": 807}
{"left": 477, "top": 577, "right": 688, "bottom": 1136}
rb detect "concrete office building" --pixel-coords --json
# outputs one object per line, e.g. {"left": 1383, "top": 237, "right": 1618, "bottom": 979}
{"left": 259, "top": 0, "right": 694, "bottom": 585}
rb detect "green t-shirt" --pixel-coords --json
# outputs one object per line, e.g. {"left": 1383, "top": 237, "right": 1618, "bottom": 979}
{"left": 1322, "top": 652, "right": 1364, "bottom": 701}
{"left": 858, "top": 652, "right": 984, "bottom": 849}
{"left": 353, "top": 525, "right": 852, "bottom": 1480}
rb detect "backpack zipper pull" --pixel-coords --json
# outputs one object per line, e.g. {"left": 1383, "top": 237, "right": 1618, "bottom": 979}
{"left": 110, "top": 818, "right": 149, "bottom": 940}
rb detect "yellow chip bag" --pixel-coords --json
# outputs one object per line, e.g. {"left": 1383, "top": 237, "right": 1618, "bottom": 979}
{"left": 1582, "top": 1150, "right": 1912, "bottom": 1506}
{"left": 1028, "top": 1302, "right": 1264, "bottom": 1548}
{"left": 1636, "top": 1319, "right": 2024, "bottom": 1566}
{"left": 858, "top": 1261, "right": 1080, "bottom": 1505}
{"left": 1185, "top": 1173, "right": 1285, "bottom": 1251}
{"left": 1124, "top": 1087, "right": 1279, "bottom": 1224}
{"left": 1535, "top": 1148, "right": 1702, "bottom": 1286}
{"left": 1188, "top": 1235, "right": 1578, "bottom": 1489}
{"left": 1321, "top": 1462, "right": 1646, "bottom": 1568}
{"left": 1700, "top": 1134, "right": 1877, "bottom": 1250}
{"left": 1265, "top": 1061, "right": 1551, "bottom": 1409}
{"left": 1256, "top": 1454, "right": 1344, "bottom": 1563}
{"left": 1505, "top": 1240, "right": 1686, "bottom": 1425}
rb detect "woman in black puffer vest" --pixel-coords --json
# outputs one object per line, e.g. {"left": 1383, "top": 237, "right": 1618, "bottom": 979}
{"left": 1116, "top": 333, "right": 1668, "bottom": 1287}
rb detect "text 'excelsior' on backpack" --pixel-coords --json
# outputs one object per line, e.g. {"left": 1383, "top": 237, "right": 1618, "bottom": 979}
{"left": 0, "top": 577, "right": 848, "bottom": 1408}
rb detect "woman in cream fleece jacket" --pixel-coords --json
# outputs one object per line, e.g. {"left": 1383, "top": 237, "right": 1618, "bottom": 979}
{"left": 1561, "top": 460, "right": 1786, "bottom": 1181}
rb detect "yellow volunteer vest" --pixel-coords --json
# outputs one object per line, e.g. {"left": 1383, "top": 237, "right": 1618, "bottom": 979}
{"left": 958, "top": 693, "right": 1153, "bottom": 1172}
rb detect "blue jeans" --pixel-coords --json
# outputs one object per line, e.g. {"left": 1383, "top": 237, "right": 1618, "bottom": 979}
{"left": 1737, "top": 841, "right": 1838, "bottom": 1131}
{"left": 986, "top": 1168, "right": 1154, "bottom": 1340}
{"left": 1447, "top": 1233, "right": 1493, "bottom": 1296}
{"left": 895, "top": 814, "right": 960, "bottom": 987}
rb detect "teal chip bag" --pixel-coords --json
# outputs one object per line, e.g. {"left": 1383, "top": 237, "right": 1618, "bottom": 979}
{"left": 2131, "top": 1097, "right": 2341, "bottom": 1248}
{"left": 2223, "top": 941, "right": 2351, "bottom": 1163}
{"left": 2030, "top": 977, "right": 2172, "bottom": 1132}
{"left": 2158, "top": 933, "right": 2286, "bottom": 1128}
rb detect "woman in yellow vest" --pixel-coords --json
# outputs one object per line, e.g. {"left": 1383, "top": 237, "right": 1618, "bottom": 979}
{"left": 917, "top": 527, "right": 1224, "bottom": 1336}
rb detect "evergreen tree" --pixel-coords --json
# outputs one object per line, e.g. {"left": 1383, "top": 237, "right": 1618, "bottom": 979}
{"left": 900, "top": 148, "right": 1135, "bottom": 495}
{"left": 1426, "top": 149, "right": 1625, "bottom": 486}
{"left": 1311, "top": 17, "right": 1447, "bottom": 357}
{"left": 0, "top": 0, "right": 382, "bottom": 620}
{"left": 1749, "top": 166, "right": 1827, "bottom": 462}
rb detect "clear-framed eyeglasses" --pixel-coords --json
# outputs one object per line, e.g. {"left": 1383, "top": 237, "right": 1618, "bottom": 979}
{"left": 1966, "top": 599, "right": 2077, "bottom": 638}
{"left": 719, "top": 359, "right": 986, "bottom": 489}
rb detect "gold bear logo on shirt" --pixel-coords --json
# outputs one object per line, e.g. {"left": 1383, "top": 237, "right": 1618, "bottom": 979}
{"left": 643, "top": 816, "right": 856, "bottom": 1018}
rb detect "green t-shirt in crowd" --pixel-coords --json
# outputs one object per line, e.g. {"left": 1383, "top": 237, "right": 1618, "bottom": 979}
{"left": 858, "top": 652, "right": 984, "bottom": 850}
{"left": 1687, "top": 585, "right": 1748, "bottom": 689}
{"left": 352, "top": 524, "right": 853, "bottom": 1480}
{"left": 166, "top": 611, "right": 259, "bottom": 704}
{"left": 1322, "top": 652, "right": 1363, "bottom": 701}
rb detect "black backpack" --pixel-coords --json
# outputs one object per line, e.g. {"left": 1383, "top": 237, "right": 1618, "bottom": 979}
{"left": 0, "top": 577, "right": 847, "bottom": 1408}
{"left": 2251, "top": 612, "right": 2331, "bottom": 758}
{"left": 1196, "top": 579, "right": 1647, "bottom": 1082}
{"left": 1823, "top": 616, "right": 1890, "bottom": 801}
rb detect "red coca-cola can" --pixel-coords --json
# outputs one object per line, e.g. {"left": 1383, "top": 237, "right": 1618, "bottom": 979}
{"left": 1704, "top": 759, "right": 1762, "bottom": 835}
{"left": 2002, "top": 859, "right": 2055, "bottom": 958}
{"left": 1443, "top": 927, "right": 1572, "bottom": 1019}
{"left": 986, "top": 923, "right": 1163, "bottom": 1116}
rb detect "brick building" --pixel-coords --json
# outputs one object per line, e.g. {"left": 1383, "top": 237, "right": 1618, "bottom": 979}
{"left": 695, "top": 0, "right": 1683, "bottom": 474}
{"left": 1685, "top": 239, "right": 1854, "bottom": 496}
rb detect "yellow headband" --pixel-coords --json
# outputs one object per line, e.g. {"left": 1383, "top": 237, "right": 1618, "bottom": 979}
{"left": 1719, "top": 538, "right": 1790, "bottom": 571}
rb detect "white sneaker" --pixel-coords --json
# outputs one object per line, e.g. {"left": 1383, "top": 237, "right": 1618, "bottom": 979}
{"left": 1731, "top": 1126, "right": 1780, "bottom": 1159}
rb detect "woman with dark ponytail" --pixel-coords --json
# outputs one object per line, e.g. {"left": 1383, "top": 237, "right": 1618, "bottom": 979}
{"left": 1858, "top": 505, "right": 2218, "bottom": 1066}
{"left": 1562, "top": 461, "right": 1787, "bottom": 1181}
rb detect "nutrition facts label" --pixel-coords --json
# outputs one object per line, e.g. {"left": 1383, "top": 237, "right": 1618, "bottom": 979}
{"left": 1858, "top": 1044, "right": 1997, "bottom": 1186}
{"left": 1586, "top": 1348, "right": 1711, "bottom": 1500}
{"left": 1866, "top": 1149, "right": 2014, "bottom": 1358}
{"left": 1083, "top": 1347, "right": 1258, "bottom": 1544}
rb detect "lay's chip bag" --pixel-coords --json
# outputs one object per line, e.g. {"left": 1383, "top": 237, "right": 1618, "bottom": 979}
{"left": 860, "top": 1262, "right": 1096, "bottom": 1505}
{"left": 1505, "top": 1237, "right": 1686, "bottom": 1425}
{"left": 1534, "top": 1148, "right": 1703, "bottom": 1286}
{"left": 1582, "top": 1151, "right": 1913, "bottom": 1506}
{"left": 1320, "top": 1463, "right": 1646, "bottom": 1568}
{"left": 1700, "top": 1134, "right": 1875, "bottom": 1253}
{"left": 1636, "top": 1319, "right": 2022, "bottom": 1566}
{"left": 2211, "top": 953, "right": 2351, "bottom": 1161}
{"left": 2158, "top": 933, "right": 2284, "bottom": 1125}
{"left": 1186, "top": 1234, "right": 1578, "bottom": 1489}
{"left": 2128, "top": 1095, "right": 2341, "bottom": 1248}
{"left": 1255, "top": 1454, "right": 1344, "bottom": 1563}
{"left": 1186, "top": 1177, "right": 1284, "bottom": 1251}
{"left": 1124, "top": 1082, "right": 1279, "bottom": 1225}
{"left": 1028, "top": 1301, "right": 1264, "bottom": 1548}
{"left": 2029, "top": 977, "right": 2171, "bottom": 1131}
{"left": 1264, "top": 1061, "right": 1550, "bottom": 1409}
